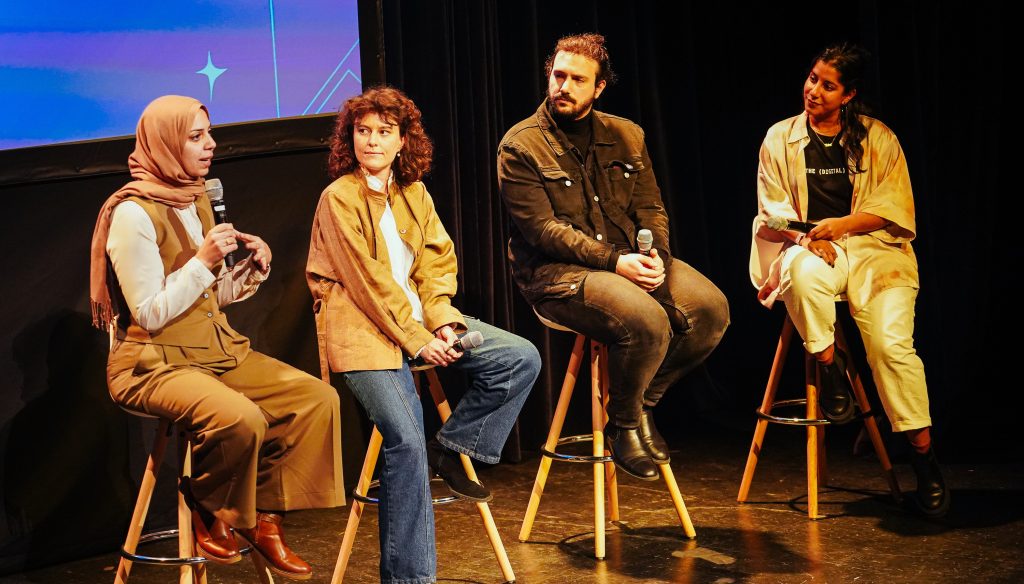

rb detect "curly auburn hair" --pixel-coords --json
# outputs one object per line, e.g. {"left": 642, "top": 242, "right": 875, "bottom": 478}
{"left": 327, "top": 86, "right": 433, "bottom": 185}
{"left": 544, "top": 33, "right": 617, "bottom": 86}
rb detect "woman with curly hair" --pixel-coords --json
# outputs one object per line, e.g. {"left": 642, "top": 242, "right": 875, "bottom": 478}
{"left": 751, "top": 44, "right": 948, "bottom": 517}
{"left": 306, "top": 86, "right": 539, "bottom": 582}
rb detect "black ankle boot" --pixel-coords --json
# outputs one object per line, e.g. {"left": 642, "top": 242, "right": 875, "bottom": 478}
{"left": 426, "top": 439, "right": 492, "bottom": 502}
{"left": 605, "top": 424, "right": 659, "bottom": 481}
{"left": 909, "top": 447, "right": 950, "bottom": 517}
{"left": 819, "top": 349, "right": 856, "bottom": 424}
{"left": 638, "top": 408, "right": 670, "bottom": 463}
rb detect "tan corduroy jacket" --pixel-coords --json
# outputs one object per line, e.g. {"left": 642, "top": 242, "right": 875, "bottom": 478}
{"left": 750, "top": 113, "right": 919, "bottom": 313}
{"left": 306, "top": 173, "right": 465, "bottom": 374}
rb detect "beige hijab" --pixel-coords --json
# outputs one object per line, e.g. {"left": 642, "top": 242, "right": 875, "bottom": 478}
{"left": 89, "top": 95, "right": 210, "bottom": 330}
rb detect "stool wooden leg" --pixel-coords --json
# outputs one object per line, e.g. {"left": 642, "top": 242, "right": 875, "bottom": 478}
{"left": 599, "top": 344, "right": 620, "bottom": 523}
{"left": 738, "top": 318, "right": 795, "bottom": 502}
{"left": 330, "top": 427, "right": 383, "bottom": 584}
{"left": 659, "top": 464, "right": 696, "bottom": 538}
{"left": 520, "top": 334, "right": 586, "bottom": 542}
{"left": 115, "top": 420, "right": 171, "bottom": 584}
{"left": 834, "top": 325, "right": 902, "bottom": 502}
{"left": 178, "top": 435, "right": 206, "bottom": 584}
{"left": 805, "top": 355, "right": 823, "bottom": 520}
{"left": 424, "top": 370, "right": 515, "bottom": 583}
{"left": 590, "top": 340, "right": 606, "bottom": 560}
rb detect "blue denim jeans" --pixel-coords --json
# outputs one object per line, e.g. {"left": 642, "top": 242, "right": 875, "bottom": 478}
{"left": 340, "top": 317, "right": 539, "bottom": 583}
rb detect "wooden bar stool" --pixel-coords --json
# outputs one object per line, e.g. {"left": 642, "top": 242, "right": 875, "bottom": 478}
{"left": 326, "top": 364, "right": 515, "bottom": 584}
{"left": 114, "top": 410, "right": 273, "bottom": 584}
{"left": 737, "top": 310, "right": 903, "bottom": 519}
{"left": 519, "top": 311, "right": 696, "bottom": 560}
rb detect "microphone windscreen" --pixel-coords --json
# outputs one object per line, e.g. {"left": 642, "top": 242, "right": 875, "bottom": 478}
{"left": 765, "top": 216, "right": 789, "bottom": 231}
{"left": 456, "top": 330, "right": 484, "bottom": 351}
{"left": 205, "top": 178, "right": 224, "bottom": 202}
{"left": 637, "top": 228, "right": 654, "bottom": 252}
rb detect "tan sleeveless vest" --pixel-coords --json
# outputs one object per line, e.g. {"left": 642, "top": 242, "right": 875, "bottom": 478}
{"left": 117, "top": 196, "right": 249, "bottom": 357}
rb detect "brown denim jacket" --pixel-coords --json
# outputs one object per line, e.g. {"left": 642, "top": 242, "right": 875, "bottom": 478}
{"left": 306, "top": 173, "right": 465, "bottom": 374}
{"left": 497, "top": 100, "right": 672, "bottom": 304}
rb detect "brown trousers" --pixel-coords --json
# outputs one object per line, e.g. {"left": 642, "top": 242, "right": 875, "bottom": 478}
{"left": 108, "top": 339, "right": 344, "bottom": 529}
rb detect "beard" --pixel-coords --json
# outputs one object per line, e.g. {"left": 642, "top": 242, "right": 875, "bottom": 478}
{"left": 547, "top": 90, "right": 596, "bottom": 123}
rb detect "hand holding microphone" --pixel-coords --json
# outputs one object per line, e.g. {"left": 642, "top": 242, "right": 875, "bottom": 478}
{"left": 203, "top": 178, "right": 272, "bottom": 272}
{"left": 414, "top": 330, "right": 484, "bottom": 367}
{"left": 765, "top": 216, "right": 817, "bottom": 234}
{"left": 614, "top": 228, "right": 664, "bottom": 291}
{"left": 205, "top": 178, "right": 238, "bottom": 269}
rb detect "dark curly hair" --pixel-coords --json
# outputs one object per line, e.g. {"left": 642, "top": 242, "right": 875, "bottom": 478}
{"left": 544, "top": 33, "right": 617, "bottom": 86}
{"left": 327, "top": 86, "right": 432, "bottom": 185}
{"left": 812, "top": 43, "right": 871, "bottom": 174}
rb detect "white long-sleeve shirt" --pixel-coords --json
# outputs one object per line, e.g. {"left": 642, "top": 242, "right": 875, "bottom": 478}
{"left": 106, "top": 200, "right": 267, "bottom": 331}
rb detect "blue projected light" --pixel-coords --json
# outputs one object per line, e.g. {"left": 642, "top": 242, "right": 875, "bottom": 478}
{"left": 0, "top": 0, "right": 362, "bottom": 151}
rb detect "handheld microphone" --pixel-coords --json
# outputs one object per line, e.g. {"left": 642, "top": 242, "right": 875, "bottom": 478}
{"left": 409, "top": 331, "right": 484, "bottom": 367}
{"left": 204, "top": 178, "right": 236, "bottom": 269}
{"left": 452, "top": 330, "right": 484, "bottom": 352}
{"left": 765, "top": 216, "right": 817, "bottom": 233}
{"left": 636, "top": 229, "right": 654, "bottom": 256}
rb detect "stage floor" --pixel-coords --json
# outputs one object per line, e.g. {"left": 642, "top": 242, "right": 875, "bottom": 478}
{"left": 2, "top": 422, "right": 1022, "bottom": 583}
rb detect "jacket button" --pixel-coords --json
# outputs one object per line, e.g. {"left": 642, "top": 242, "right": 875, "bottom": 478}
{"left": 400, "top": 229, "right": 407, "bottom": 234}
{"left": 593, "top": 196, "right": 600, "bottom": 201}
{"left": 564, "top": 179, "right": 572, "bottom": 186}
{"left": 624, "top": 172, "right": 630, "bottom": 178}
{"left": 569, "top": 284, "right": 577, "bottom": 290}
{"left": 596, "top": 234, "right": 603, "bottom": 241}
{"left": 206, "top": 312, "right": 213, "bottom": 318}
{"left": 202, "top": 293, "right": 209, "bottom": 299}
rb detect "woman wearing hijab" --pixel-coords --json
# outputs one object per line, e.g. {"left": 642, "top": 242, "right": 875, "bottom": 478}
{"left": 91, "top": 95, "right": 343, "bottom": 579}
{"left": 306, "top": 86, "right": 539, "bottom": 583}
{"left": 751, "top": 44, "right": 949, "bottom": 517}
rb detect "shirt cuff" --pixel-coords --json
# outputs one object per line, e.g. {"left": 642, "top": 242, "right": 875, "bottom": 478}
{"left": 186, "top": 257, "right": 218, "bottom": 289}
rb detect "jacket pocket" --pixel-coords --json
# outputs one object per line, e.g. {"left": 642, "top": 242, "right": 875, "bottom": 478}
{"left": 539, "top": 165, "right": 586, "bottom": 220}
{"left": 604, "top": 157, "right": 644, "bottom": 208}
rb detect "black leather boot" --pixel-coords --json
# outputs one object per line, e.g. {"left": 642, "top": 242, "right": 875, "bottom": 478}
{"left": 638, "top": 407, "right": 670, "bottom": 462}
{"left": 909, "top": 447, "right": 950, "bottom": 517}
{"left": 427, "top": 438, "right": 492, "bottom": 502}
{"left": 605, "top": 424, "right": 659, "bottom": 481}
{"left": 819, "top": 349, "right": 856, "bottom": 424}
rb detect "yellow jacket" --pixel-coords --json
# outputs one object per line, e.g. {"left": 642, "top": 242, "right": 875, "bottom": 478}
{"left": 750, "top": 112, "right": 919, "bottom": 313}
{"left": 307, "top": 173, "right": 465, "bottom": 373}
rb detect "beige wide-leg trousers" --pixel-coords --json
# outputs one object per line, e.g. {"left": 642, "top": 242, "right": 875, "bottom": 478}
{"left": 778, "top": 242, "right": 931, "bottom": 432}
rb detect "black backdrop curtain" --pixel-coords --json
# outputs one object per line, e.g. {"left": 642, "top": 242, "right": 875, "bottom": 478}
{"left": 0, "top": 0, "right": 1010, "bottom": 574}
{"left": 375, "top": 0, "right": 1011, "bottom": 460}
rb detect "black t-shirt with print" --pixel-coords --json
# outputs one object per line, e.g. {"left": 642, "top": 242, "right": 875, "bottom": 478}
{"left": 804, "top": 120, "right": 853, "bottom": 221}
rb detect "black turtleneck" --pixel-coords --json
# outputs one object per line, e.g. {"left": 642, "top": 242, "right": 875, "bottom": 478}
{"left": 560, "top": 110, "right": 594, "bottom": 160}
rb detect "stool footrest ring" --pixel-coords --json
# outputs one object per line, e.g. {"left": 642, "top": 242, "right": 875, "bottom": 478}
{"left": 539, "top": 434, "right": 613, "bottom": 463}
{"left": 352, "top": 477, "right": 460, "bottom": 506}
{"left": 756, "top": 398, "right": 877, "bottom": 426}
{"left": 121, "top": 529, "right": 206, "bottom": 566}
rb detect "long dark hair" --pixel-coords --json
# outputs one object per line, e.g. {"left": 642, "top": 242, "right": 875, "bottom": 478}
{"left": 813, "top": 43, "right": 870, "bottom": 173}
{"left": 328, "top": 86, "right": 433, "bottom": 186}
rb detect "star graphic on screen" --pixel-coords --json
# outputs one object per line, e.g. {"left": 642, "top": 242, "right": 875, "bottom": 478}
{"left": 196, "top": 51, "right": 227, "bottom": 101}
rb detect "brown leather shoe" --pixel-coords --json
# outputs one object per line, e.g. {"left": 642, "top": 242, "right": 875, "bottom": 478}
{"left": 237, "top": 513, "right": 312, "bottom": 580}
{"left": 192, "top": 511, "right": 241, "bottom": 564}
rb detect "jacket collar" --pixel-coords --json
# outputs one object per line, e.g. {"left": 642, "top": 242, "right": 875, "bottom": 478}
{"left": 787, "top": 111, "right": 810, "bottom": 144}
{"left": 535, "top": 99, "right": 618, "bottom": 157}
